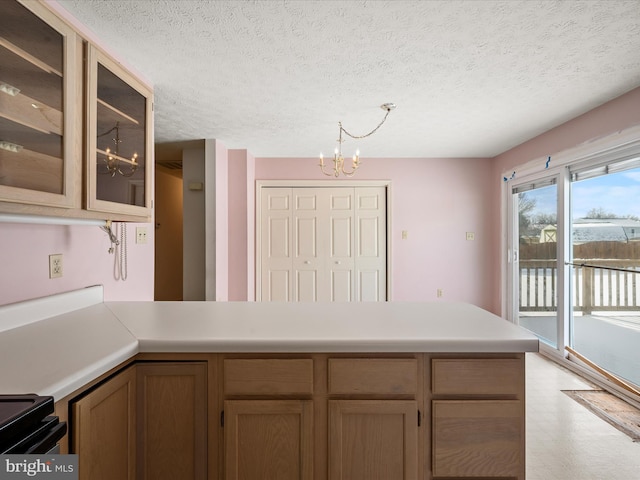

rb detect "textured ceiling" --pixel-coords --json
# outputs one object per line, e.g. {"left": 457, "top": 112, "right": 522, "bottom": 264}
{"left": 56, "top": 0, "right": 640, "bottom": 158}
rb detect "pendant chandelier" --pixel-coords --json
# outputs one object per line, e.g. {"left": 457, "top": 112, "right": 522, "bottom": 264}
{"left": 319, "top": 102, "right": 395, "bottom": 178}
{"left": 97, "top": 121, "right": 139, "bottom": 177}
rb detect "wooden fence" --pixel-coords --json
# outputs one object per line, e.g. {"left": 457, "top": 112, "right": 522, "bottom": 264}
{"left": 519, "top": 241, "right": 640, "bottom": 313}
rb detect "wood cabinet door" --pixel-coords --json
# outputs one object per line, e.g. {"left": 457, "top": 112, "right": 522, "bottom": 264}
{"left": 224, "top": 399, "right": 313, "bottom": 480}
{"left": 136, "top": 362, "right": 207, "bottom": 480}
{"left": 0, "top": 0, "right": 80, "bottom": 209}
{"left": 72, "top": 365, "right": 136, "bottom": 480}
{"left": 328, "top": 400, "right": 418, "bottom": 480}
{"left": 432, "top": 400, "right": 524, "bottom": 478}
{"left": 86, "top": 44, "right": 153, "bottom": 219}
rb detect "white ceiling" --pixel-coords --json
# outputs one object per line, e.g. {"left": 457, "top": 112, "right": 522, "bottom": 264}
{"left": 56, "top": 0, "right": 640, "bottom": 158}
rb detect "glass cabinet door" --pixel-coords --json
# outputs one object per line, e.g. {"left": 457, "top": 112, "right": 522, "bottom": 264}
{"left": 86, "top": 45, "right": 152, "bottom": 218}
{"left": 0, "top": 0, "right": 78, "bottom": 207}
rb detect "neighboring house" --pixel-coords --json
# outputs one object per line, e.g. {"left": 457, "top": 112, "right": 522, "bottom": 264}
{"left": 536, "top": 219, "right": 640, "bottom": 244}
{"left": 573, "top": 218, "right": 640, "bottom": 244}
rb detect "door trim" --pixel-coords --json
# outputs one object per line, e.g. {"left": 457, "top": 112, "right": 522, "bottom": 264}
{"left": 256, "top": 180, "right": 393, "bottom": 301}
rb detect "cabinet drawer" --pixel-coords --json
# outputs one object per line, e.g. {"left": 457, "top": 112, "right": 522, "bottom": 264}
{"left": 328, "top": 358, "right": 417, "bottom": 395}
{"left": 432, "top": 400, "right": 523, "bottom": 478}
{"left": 432, "top": 358, "right": 522, "bottom": 396}
{"left": 224, "top": 359, "right": 314, "bottom": 395}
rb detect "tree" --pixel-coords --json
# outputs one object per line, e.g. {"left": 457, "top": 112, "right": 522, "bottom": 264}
{"left": 518, "top": 193, "right": 536, "bottom": 235}
{"left": 585, "top": 207, "right": 615, "bottom": 219}
{"left": 533, "top": 212, "right": 557, "bottom": 226}
{"left": 584, "top": 208, "right": 639, "bottom": 221}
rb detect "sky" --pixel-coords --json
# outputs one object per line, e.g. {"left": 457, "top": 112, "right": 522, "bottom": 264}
{"left": 524, "top": 168, "right": 640, "bottom": 220}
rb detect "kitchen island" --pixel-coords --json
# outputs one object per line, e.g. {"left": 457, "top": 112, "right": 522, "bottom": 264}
{"left": 0, "top": 287, "right": 538, "bottom": 480}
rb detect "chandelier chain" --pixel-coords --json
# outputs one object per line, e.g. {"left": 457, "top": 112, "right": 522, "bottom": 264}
{"left": 97, "top": 122, "right": 121, "bottom": 138}
{"left": 339, "top": 107, "right": 392, "bottom": 140}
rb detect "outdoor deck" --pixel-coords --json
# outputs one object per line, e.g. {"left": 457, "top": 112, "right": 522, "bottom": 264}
{"left": 519, "top": 312, "right": 640, "bottom": 388}
{"left": 518, "top": 249, "right": 640, "bottom": 388}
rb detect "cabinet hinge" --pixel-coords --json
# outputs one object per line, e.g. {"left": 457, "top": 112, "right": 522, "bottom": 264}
{"left": 418, "top": 410, "right": 421, "bottom": 427}
{"left": 220, "top": 410, "right": 224, "bottom": 427}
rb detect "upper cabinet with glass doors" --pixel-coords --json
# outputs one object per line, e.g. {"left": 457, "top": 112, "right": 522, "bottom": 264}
{"left": 0, "top": 0, "right": 79, "bottom": 208}
{"left": 86, "top": 45, "right": 152, "bottom": 218}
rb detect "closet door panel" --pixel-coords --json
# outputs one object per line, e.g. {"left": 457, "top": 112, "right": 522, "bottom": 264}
{"left": 355, "top": 187, "right": 387, "bottom": 301}
{"left": 326, "top": 188, "right": 355, "bottom": 301}
{"left": 261, "top": 188, "right": 293, "bottom": 301}
{"left": 293, "top": 189, "right": 324, "bottom": 301}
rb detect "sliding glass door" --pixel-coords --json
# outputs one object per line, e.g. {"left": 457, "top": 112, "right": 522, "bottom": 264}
{"left": 569, "top": 163, "right": 640, "bottom": 387}
{"left": 507, "top": 150, "right": 640, "bottom": 392}
{"left": 511, "top": 178, "right": 560, "bottom": 348}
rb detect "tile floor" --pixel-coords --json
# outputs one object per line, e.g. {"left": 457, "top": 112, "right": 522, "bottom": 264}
{"left": 526, "top": 353, "right": 640, "bottom": 479}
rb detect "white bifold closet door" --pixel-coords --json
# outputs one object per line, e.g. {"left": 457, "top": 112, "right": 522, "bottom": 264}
{"left": 260, "top": 187, "right": 386, "bottom": 302}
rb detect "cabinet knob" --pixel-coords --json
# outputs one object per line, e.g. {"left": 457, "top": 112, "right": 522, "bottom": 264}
{"left": 335, "top": 261, "right": 341, "bottom": 265}
{"left": 304, "top": 260, "right": 311, "bottom": 264}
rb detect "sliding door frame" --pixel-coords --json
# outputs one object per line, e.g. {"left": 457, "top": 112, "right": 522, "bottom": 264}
{"left": 505, "top": 167, "right": 570, "bottom": 352}
{"left": 501, "top": 124, "right": 640, "bottom": 405}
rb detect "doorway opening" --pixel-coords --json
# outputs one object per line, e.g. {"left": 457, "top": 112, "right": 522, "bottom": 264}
{"left": 154, "top": 143, "right": 187, "bottom": 300}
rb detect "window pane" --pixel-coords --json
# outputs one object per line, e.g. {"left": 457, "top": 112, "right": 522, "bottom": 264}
{"left": 515, "top": 184, "right": 558, "bottom": 347}
{"left": 570, "top": 166, "right": 640, "bottom": 388}
{"left": 95, "top": 63, "right": 147, "bottom": 206}
{"left": 0, "top": 0, "right": 64, "bottom": 194}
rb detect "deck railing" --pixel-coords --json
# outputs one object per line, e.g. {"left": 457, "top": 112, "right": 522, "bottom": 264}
{"left": 519, "top": 259, "right": 640, "bottom": 313}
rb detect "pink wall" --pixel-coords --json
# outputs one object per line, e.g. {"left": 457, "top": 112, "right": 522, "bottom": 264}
{"left": 488, "top": 86, "right": 640, "bottom": 315}
{"left": 253, "top": 157, "right": 494, "bottom": 309}
{"left": 246, "top": 153, "right": 256, "bottom": 301}
{"left": 0, "top": 221, "right": 154, "bottom": 306}
{"left": 214, "top": 142, "right": 229, "bottom": 301}
{"left": 227, "top": 150, "right": 256, "bottom": 301}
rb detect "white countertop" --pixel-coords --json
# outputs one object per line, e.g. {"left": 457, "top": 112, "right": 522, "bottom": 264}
{"left": 0, "top": 288, "right": 538, "bottom": 400}
{"left": 107, "top": 301, "right": 539, "bottom": 353}
{"left": 0, "top": 302, "right": 137, "bottom": 400}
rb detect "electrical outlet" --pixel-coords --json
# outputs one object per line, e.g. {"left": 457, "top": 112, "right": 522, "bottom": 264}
{"left": 466, "top": 232, "right": 475, "bottom": 241}
{"left": 437, "top": 288, "right": 443, "bottom": 298}
{"left": 49, "top": 254, "right": 63, "bottom": 279}
{"left": 136, "top": 227, "right": 148, "bottom": 244}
